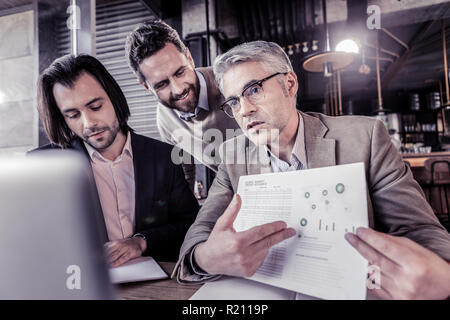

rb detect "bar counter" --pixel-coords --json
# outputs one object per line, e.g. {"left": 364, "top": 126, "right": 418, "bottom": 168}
{"left": 402, "top": 151, "right": 450, "bottom": 183}
{"left": 402, "top": 151, "right": 450, "bottom": 231}
{"left": 402, "top": 151, "right": 450, "bottom": 168}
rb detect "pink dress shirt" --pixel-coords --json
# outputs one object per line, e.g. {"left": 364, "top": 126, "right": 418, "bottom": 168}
{"left": 84, "top": 132, "right": 135, "bottom": 241}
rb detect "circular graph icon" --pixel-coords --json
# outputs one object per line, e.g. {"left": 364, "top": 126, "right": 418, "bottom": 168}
{"left": 336, "top": 183, "right": 345, "bottom": 194}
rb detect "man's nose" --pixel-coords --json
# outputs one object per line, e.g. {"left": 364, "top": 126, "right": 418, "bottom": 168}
{"left": 239, "top": 97, "right": 257, "bottom": 118}
{"left": 170, "top": 78, "right": 185, "bottom": 96}
{"left": 81, "top": 113, "right": 98, "bottom": 128}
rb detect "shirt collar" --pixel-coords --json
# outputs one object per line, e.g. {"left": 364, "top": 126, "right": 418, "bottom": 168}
{"left": 178, "top": 70, "right": 209, "bottom": 121}
{"left": 83, "top": 131, "right": 133, "bottom": 163}
{"left": 264, "top": 111, "right": 307, "bottom": 171}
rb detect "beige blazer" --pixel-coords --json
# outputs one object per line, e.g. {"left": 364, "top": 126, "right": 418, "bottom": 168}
{"left": 174, "top": 111, "right": 450, "bottom": 282}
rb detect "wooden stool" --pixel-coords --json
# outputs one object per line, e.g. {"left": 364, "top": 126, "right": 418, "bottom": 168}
{"left": 424, "top": 158, "right": 450, "bottom": 231}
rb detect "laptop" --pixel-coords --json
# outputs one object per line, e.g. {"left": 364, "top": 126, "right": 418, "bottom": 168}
{"left": 0, "top": 151, "right": 116, "bottom": 299}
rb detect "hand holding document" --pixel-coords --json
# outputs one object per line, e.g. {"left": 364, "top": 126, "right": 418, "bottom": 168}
{"left": 233, "top": 162, "right": 369, "bottom": 300}
{"left": 193, "top": 194, "right": 296, "bottom": 277}
{"left": 109, "top": 256, "right": 167, "bottom": 284}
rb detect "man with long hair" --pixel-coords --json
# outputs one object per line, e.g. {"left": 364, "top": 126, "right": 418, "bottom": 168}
{"left": 33, "top": 54, "right": 199, "bottom": 266}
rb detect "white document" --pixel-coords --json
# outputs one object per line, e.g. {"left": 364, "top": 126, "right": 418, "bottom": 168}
{"left": 234, "top": 162, "right": 369, "bottom": 300}
{"left": 190, "top": 276, "right": 297, "bottom": 300}
{"left": 109, "top": 256, "right": 168, "bottom": 284}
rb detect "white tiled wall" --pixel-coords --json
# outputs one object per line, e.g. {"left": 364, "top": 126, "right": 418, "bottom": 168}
{"left": 0, "top": 9, "right": 36, "bottom": 155}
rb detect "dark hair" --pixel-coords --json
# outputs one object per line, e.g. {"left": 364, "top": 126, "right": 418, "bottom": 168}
{"left": 125, "top": 19, "right": 188, "bottom": 83}
{"left": 38, "top": 54, "right": 132, "bottom": 148}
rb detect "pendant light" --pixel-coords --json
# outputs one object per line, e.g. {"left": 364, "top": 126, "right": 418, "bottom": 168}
{"left": 302, "top": 0, "right": 356, "bottom": 77}
{"left": 302, "top": 0, "right": 356, "bottom": 116}
{"left": 373, "top": 31, "right": 391, "bottom": 114}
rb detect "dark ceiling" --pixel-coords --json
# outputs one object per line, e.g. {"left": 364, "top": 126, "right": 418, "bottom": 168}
{"left": 0, "top": 0, "right": 71, "bottom": 11}
{"left": 214, "top": 0, "right": 450, "bottom": 111}
{"left": 2, "top": 0, "right": 450, "bottom": 112}
{"left": 0, "top": 0, "right": 32, "bottom": 11}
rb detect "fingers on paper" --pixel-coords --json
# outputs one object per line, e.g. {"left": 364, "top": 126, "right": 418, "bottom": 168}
{"left": 345, "top": 231, "right": 400, "bottom": 276}
{"left": 216, "top": 194, "right": 242, "bottom": 230}
{"left": 355, "top": 227, "right": 409, "bottom": 265}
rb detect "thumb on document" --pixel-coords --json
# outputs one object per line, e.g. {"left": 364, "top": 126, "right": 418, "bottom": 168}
{"left": 216, "top": 194, "right": 242, "bottom": 230}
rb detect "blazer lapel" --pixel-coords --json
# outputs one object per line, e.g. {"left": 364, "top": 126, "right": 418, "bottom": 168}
{"left": 301, "top": 112, "right": 336, "bottom": 169}
{"left": 131, "top": 132, "right": 155, "bottom": 231}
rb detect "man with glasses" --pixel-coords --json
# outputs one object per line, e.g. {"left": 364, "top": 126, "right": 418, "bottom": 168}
{"left": 174, "top": 41, "right": 450, "bottom": 299}
{"left": 125, "top": 20, "right": 240, "bottom": 190}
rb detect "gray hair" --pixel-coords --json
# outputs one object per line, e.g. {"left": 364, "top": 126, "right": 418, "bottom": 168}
{"left": 213, "top": 41, "right": 294, "bottom": 94}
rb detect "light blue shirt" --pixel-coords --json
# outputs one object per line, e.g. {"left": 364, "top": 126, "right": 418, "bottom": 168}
{"left": 264, "top": 112, "right": 308, "bottom": 172}
{"left": 265, "top": 147, "right": 305, "bottom": 172}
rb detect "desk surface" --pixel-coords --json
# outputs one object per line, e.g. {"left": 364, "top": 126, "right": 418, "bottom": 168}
{"left": 402, "top": 151, "right": 450, "bottom": 167}
{"left": 116, "top": 262, "right": 203, "bottom": 300}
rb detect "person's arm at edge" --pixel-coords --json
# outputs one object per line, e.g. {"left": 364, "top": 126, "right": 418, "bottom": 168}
{"left": 368, "top": 119, "right": 450, "bottom": 260}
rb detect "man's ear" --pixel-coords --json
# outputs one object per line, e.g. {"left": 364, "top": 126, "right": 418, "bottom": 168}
{"left": 285, "top": 71, "right": 298, "bottom": 97}
{"left": 140, "top": 81, "right": 155, "bottom": 95}
{"left": 186, "top": 48, "right": 195, "bottom": 68}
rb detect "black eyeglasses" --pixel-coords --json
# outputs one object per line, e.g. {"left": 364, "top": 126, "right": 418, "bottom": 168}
{"left": 219, "top": 72, "right": 287, "bottom": 118}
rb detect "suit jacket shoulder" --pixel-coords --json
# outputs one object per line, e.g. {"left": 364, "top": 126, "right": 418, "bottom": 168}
{"left": 131, "top": 131, "right": 174, "bottom": 157}
{"left": 28, "top": 143, "right": 61, "bottom": 153}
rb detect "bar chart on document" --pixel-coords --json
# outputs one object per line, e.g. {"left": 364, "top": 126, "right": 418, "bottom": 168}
{"left": 234, "top": 162, "right": 369, "bottom": 300}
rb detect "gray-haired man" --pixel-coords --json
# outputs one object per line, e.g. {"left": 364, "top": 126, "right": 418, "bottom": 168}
{"left": 174, "top": 40, "right": 450, "bottom": 300}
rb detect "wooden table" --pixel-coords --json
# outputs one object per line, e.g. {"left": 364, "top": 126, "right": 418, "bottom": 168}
{"left": 116, "top": 262, "right": 203, "bottom": 300}
{"left": 402, "top": 151, "right": 450, "bottom": 183}
{"left": 402, "top": 151, "right": 450, "bottom": 168}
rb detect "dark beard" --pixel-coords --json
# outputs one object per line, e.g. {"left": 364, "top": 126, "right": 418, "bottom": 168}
{"left": 83, "top": 124, "right": 119, "bottom": 151}
{"left": 164, "top": 83, "right": 200, "bottom": 113}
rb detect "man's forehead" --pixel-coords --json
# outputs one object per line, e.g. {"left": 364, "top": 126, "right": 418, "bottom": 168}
{"left": 140, "top": 44, "right": 190, "bottom": 82}
{"left": 222, "top": 61, "right": 266, "bottom": 95}
{"left": 53, "top": 73, "right": 104, "bottom": 110}
{"left": 55, "top": 72, "right": 102, "bottom": 93}
{"left": 143, "top": 62, "right": 188, "bottom": 84}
